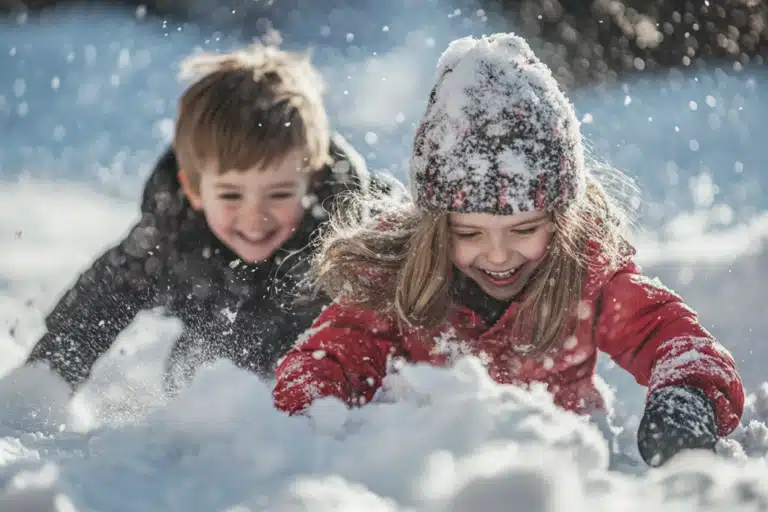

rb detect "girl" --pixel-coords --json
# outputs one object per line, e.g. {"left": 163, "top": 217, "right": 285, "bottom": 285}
{"left": 272, "top": 33, "right": 744, "bottom": 467}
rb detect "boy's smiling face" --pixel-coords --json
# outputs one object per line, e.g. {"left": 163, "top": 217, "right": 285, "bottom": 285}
{"left": 181, "top": 151, "right": 312, "bottom": 264}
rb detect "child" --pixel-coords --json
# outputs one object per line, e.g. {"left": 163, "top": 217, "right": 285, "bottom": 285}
{"left": 25, "top": 44, "right": 390, "bottom": 395}
{"left": 272, "top": 34, "right": 744, "bottom": 467}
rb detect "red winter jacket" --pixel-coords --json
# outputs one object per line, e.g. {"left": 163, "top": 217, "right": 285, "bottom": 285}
{"left": 273, "top": 247, "right": 744, "bottom": 436}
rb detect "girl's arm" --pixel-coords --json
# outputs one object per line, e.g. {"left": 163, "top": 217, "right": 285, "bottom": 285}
{"left": 273, "top": 303, "right": 399, "bottom": 414}
{"left": 593, "top": 264, "right": 744, "bottom": 436}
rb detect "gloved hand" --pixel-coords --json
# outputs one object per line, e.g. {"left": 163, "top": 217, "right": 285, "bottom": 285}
{"left": 637, "top": 385, "right": 718, "bottom": 467}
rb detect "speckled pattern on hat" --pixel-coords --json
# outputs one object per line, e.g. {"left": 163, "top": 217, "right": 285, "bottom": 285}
{"left": 409, "top": 33, "right": 586, "bottom": 215}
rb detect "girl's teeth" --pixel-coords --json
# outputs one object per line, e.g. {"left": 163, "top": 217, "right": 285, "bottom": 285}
{"left": 485, "top": 268, "right": 516, "bottom": 278}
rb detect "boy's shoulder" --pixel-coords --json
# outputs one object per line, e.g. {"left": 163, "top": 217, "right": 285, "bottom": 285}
{"left": 321, "top": 132, "right": 370, "bottom": 194}
{"left": 133, "top": 148, "right": 213, "bottom": 258}
{"left": 140, "top": 147, "right": 185, "bottom": 216}
{"left": 320, "top": 132, "right": 398, "bottom": 201}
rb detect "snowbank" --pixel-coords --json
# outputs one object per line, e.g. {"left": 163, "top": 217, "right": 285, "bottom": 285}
{"left": 1, "top": 179, "right": 768, "bottom": 510}
{"left": 0, "top": 356, "right": 765, "bottom": 512}
{"left": 2, "top": 6, "right": 768, "bottom": 511}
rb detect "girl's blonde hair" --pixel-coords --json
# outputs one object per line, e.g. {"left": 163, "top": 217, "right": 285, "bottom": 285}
{"left": 312, "top": 159, "right": 637, "bottom": 357}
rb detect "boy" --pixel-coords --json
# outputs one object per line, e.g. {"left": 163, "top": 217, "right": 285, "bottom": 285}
{"left": 25, "top": 44, "right": 388, "bottom": 395}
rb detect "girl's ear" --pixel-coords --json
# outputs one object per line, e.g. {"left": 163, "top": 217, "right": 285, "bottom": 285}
{"left": 178, "top": 170, "right": 203, "bottom": 210}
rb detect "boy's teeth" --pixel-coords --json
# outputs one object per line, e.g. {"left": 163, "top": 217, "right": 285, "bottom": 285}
{"left": 240, "top": 232, "right": 270, "bottom": 242}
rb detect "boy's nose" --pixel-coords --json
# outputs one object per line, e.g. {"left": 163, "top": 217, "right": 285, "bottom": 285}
{"left": 241, "top": 203, "right": 274, "bottom": 231}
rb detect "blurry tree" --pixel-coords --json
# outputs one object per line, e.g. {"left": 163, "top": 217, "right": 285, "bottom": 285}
{"left": 1, "top": 0, "right": 765, "bottom": 88}
{"left": 510, "top": 0, "right": 766, "bottom": 88}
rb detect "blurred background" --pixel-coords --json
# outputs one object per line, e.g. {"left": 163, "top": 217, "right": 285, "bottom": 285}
{"left": 2, "top": 0, "right": 766, "bottom": 218}
{"left": 1, "top": 0, "right": 767, "bottom": 395}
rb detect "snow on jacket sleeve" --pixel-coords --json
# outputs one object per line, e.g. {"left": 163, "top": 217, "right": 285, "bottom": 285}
{"left": 593, "top": 265, "right": 744, "bottom": 436}
{"left": 24, "top": 150, "right": 175, "bottom": 389}
{"left": 25, "top": 213, "right": 161, "bottom": 389}
{"left": 272, "top": 302, "right": 399, "bottom": 414}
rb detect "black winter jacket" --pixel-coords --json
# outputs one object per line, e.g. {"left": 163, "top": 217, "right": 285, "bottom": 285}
{"left": 25, "top": 134, "right": 386, "bottom": 395}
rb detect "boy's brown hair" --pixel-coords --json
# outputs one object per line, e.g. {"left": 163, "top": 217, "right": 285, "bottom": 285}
{"left": 173, "top": 44, "right": 331, "bottom": 193}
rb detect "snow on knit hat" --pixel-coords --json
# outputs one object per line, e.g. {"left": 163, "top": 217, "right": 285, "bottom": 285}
{"left": 409, "top": 33, "right": 586, "bottom": 215}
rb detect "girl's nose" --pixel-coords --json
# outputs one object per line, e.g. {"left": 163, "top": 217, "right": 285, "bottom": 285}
{"left": 485, "top": 240, "right": 510, "bottom": 266}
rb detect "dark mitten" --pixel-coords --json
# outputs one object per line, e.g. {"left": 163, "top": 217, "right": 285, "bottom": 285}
{"left": 637, "top": 385, "right": 718, "bottom": 467}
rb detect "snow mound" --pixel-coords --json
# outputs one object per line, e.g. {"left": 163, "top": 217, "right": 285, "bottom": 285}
{"left": 0, "top": 464, "right": 76, "bottom": 512}
{"left": 0, "top": 358, "right": 608, "bottom": 511}
{"left": 0, "top": 357, "right": 765, "bottom": 511}
{"left": 0, "top": 180, "right": 768, "bottom": 509}
{"left": 1, "top": 8, "right": 768, "bottom": 508}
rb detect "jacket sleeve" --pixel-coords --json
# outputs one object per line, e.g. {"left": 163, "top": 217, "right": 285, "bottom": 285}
{"left": 594, "top": 265, "right": 744, "bottom": 436}
{"left": 272, "top": 302, "right": 399, "bottom": 414}
{"left": 25, "top": 212, "right": 162, "bottom": 389}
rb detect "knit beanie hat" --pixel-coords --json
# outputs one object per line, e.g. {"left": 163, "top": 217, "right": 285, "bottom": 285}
{"left": 409, "top": 33, "right": 586, "bottom": 215}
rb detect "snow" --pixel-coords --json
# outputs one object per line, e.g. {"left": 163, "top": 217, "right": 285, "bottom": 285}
{"left": 2, "top": 6, "right": 768, "bottom": 512}
{"left": 0, "top": 179, "right": 768, "bottom": 509}
{"left": 0, "top": 355, "right": 613, "bottom": 511}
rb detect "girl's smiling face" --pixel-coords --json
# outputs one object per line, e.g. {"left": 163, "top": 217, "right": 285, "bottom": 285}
{"left": 449, "top": 210, "right": 553, "bottom": 300}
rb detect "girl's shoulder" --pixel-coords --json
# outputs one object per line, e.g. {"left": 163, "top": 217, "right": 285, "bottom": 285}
{"left": 583, "top": 237, "right": 639, "bottom": 296}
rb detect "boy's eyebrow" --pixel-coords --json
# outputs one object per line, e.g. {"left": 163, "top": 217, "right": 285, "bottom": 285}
{"left": 213, "top": 182, "right": 241, "bottom": 189}
{"left": 212, "top": 181, "right": 300, "bottom": 190}
{"left": 265, "top": 181, "right": 301, "bottom": 189}
{"left": 451, "top": 213, "right": 549, "bottom": 230}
